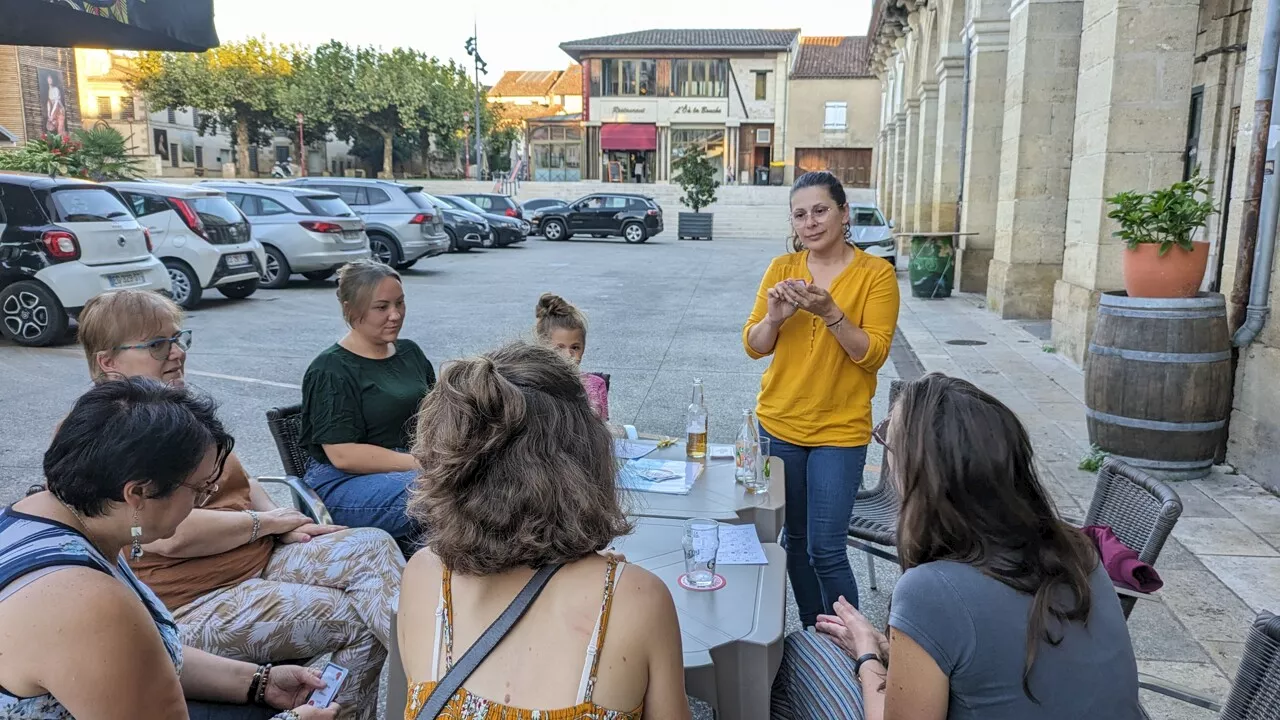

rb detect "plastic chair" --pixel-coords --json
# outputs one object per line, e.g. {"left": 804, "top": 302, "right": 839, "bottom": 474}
{"left": 846, "top": 380, "right": 904, "bottom": 590}
{"left": 1139, "top": 611, "right": 1280, "bottom": 718}
{"left": 263, "top": 404, "right": 332, "bottom": 525}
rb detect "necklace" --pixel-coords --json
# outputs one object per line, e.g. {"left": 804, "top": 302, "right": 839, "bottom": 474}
{"left": 51, "top": 495, "right": 114, "bottom": 558}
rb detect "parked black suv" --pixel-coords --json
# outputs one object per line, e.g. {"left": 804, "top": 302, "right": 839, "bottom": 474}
{"left": 538, "top": 194, "right": 664, "bottom": 243}
{"left": 455, "top": 192, "right": 524, "bottom": 220}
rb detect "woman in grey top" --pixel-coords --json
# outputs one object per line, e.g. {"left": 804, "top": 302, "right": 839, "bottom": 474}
{"left": 772, "top": 373, "right": 1143, "bottom": 720}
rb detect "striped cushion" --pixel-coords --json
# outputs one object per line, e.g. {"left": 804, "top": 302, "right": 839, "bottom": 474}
{"left": 771, "top": 630, "right": 866, "bottom": 720}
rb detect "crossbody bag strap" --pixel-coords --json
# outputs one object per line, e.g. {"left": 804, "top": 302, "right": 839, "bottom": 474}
{"left": 413, "top": 563, "right": 564, "bottom": 720}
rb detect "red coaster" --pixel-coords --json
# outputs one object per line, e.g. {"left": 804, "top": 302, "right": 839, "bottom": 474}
{"left": 678, "top": 572, "right": 727, "bottom": 592}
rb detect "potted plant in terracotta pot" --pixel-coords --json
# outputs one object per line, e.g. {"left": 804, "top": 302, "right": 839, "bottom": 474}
{"left": 672, "top": 145, "right": 719, "bottom": 241}
{"left": 1106, "top": 176, "right": 1216, "bottom": 298}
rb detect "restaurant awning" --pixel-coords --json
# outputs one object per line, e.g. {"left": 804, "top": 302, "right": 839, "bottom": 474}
{"left": 601, "top": 123, "right": 657, "bottom": 152}
{"left": 0, "top": 0, "right": 219, "bottom": 52}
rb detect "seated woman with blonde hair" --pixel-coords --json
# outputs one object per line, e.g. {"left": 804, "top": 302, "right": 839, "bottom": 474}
{"left": 73, "top": 289, "right": 404, "bottom": 720}
{"left": 396, "top": 341, "right": 690, "bottom": 719}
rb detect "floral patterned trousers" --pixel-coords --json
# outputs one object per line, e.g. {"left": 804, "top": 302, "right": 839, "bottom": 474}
{"left": 175, "top": 528, "right": 406, "bottom": 720}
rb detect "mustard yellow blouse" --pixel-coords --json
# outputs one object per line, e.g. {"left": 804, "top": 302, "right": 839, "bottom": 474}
{"left": 742, "top": 248, "right": 900, "bottom": 447}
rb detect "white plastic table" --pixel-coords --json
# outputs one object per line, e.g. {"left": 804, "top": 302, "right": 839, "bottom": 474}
{"left": 620, "top": 439, "right": 786, "bottom": 543}
{"left": 613, "top": 516, "right": 788, "bottom": 720}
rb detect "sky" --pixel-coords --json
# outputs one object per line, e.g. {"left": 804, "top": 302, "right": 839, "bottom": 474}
{"left": 213, "top": 0, "right": 876, "bottom": 79}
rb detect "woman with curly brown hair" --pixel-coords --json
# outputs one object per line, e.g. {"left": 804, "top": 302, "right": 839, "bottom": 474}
{"left": 396, "top": 341, "right": 690, "bottom": 720}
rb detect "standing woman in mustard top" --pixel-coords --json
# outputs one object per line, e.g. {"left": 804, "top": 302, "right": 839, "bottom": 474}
{"left": 743, "top": 171, "right": 900, "bottom": 626}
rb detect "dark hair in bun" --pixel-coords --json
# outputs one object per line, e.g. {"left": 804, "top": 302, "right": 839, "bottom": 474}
{"left": 534, "top": 293, "right": 588, "bottom": 341}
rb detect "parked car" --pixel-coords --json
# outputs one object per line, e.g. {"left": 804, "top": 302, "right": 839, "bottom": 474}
{"left": 202, "top": 182, "right": 370, "bottom": 287}
{"left": 520, "top": 198, "right": 569, "bottom": 236}
{"left": 438, "top": 195, "right": 527, "bottom": 247}
{"left": 416, "top": 193, "right": 489, "bottom": 252}
{"left": 0, "top": 173, "right": 168, "bottom": 346}
{"left": 454, "top": 192, "right": 524, "bottom": 221}
{"left": 537, "top": 193, "right": 664, "bottom": 244}
{"left": 109, "top": 181, "right": 264, "bottom": 309}
{"left": 283, "top": 178, "right": 450, "bottom": 269}
{"left": 849, "top": 204, "right": 898, "bottom": 267}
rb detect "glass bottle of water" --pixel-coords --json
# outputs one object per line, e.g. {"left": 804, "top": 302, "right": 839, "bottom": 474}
{"left": 734, "top": 409, "right": 759, "bottom": 484}
{"left": 686, "top": 378, "right": 708, "bottom": 459}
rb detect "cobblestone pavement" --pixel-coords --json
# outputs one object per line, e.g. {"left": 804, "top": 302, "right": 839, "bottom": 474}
{"left": 1, "top": 236, "right": 1272, "bottom": 718}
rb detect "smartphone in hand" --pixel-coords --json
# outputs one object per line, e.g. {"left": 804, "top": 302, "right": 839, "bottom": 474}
{"left": 306, "top": 663, "right": 348, "bottom": 709}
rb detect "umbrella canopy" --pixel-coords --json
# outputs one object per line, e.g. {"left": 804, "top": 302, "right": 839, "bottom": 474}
{"left": 0, "top": 0, "right": 219, "bottom": 52}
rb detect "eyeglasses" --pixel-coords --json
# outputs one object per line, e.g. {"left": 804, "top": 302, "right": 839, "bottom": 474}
{"left": 181, "top": 479, "right": 219, "bottom": 507}
{"left": 791, "top": 205, "right": 833, "bottom": 225}
{"left": 116, "top": 330, "right": 192, "bottom": 361}
{"left": 871, "top": 418, "right": 890, "bottom": 449}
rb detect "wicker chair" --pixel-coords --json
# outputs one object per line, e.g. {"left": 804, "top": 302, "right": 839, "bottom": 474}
{"left": 1082, "top": 457, "right": 1184, "bottom": 618}
{"left": 847, "top": 380, "right": 904, "bottom": 591}
{"left": 263, "top": 404, "right": 332, "bottom": 525}
{"left": 1139, "top": 611, "right": 1280, "bottom": 719}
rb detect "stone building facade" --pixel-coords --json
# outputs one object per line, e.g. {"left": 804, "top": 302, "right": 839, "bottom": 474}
{"left": 0, "top": 45, "right": 82, "bottom": 146}
{"left": 869, "top": 0, "right": 1280, "bottom": 492}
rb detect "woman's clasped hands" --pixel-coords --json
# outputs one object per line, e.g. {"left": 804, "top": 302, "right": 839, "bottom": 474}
{"left": 766, "top": 279, "right": 840, "bottom": 325}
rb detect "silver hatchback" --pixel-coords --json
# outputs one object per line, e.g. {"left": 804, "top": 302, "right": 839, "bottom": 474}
{"left": 282, "top": 178, "right": 450, "bottom": 269}
{"left": 204, "top": 182, "right": 370, "bottom": 288}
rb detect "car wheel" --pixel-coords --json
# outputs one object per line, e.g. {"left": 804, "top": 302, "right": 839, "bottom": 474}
{"left": 482, "top": 231, "right": 497, "bottom": 248}
{"left": 445, "top": 228, "right": 459, "bottom": 252}
{"left": 260, "top": 245, "right": 291, "bottom": 289}
{"left": 301, "top": 269, "right": 336, "bottom": 282}
{"left": 623, "top": 222, "right": 648, "bottom": 244}
{"left": 367, "top": 233, "right": 402, "bottom": 266}
{"left": 0, "top": 281, "right": 68, "bottom": 347}
{"left": 164, "top": 259, "right": 203, "bottom": 309}
{"left": 542, "top": 219, "right": 566, "bottom": 241}
{"left": 395, "top": 259, "right": 419, "bottom": 271}
{"left": 217, "top": 278, "right": 259, "bottom": 300}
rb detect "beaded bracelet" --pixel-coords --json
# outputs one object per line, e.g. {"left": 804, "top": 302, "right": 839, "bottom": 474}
{"left": 255, "top": 664, "right": 273, "bottom": 705}
{"left": 243, "top": 509, "right": 261, "bottom": 543}
{"left": 246, "top": 664, "right": 266, "bottom": 705}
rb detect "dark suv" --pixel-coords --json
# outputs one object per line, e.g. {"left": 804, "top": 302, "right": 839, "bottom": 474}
{"left": 538, "top": 194, "right": 664, "bottom": 243}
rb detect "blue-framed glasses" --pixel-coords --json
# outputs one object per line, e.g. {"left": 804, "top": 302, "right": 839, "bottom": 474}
{"left": 116, "top": 330, "right": 192, "bottom": 361}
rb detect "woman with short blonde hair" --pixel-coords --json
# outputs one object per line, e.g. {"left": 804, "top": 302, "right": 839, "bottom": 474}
{"left": 75, "top": 288, "right": 405, "bottom": 720}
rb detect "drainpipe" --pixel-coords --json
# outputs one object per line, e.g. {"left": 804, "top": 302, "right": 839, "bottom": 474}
{"left": 1234, "top": 13, "right": 1280, "bottom": 347}
{"left": 1231, "top": 0, "right": 1280, "bottom": 341}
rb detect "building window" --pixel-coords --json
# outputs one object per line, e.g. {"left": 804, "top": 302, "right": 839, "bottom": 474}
{"left": 191, "top": 107, "right": 201, "bottom": 128}
{"left": 671, "top": 128, "right": 726, "bottom": 178}
{"left": 1185, "top": 87, "right": 1204, "bottom": 180}
{"left": 167, "top": 108, "right": 176, "bottom": 124}
{"left": 824, "top": 102, "right": 848, "bottom": 130}
{"left": 531, "top": 125, "right": 582, "bottom": 181}
{"left": 671, "top": 59, "right": 727, "bottom": 97}
{"left": 599, "top": 59, "right": 656, "bottom": 97}
{"left": 96, "top": 96, "right": 112, "bottom": 119}
{"left": 755, "top": 72, "right": 769, "bottom": 101}
{"left": 121, "top": 96, "right": 136, "bottom": 120}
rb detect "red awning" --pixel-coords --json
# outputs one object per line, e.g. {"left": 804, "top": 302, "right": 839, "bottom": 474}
{"left": 601, "top": 123, "right": 657, "bottom": 151}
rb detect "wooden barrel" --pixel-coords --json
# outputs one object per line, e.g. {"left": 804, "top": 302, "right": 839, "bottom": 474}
{"left": 1084, "top": 292, "right": 1232, "bottom": 481}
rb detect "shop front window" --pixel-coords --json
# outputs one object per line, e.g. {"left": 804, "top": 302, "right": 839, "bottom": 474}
{"left": 671, "top": 128, "right": 726, "bottom": 179}
{"left": 532, "top": 125, "right": 583, "bottom": 181}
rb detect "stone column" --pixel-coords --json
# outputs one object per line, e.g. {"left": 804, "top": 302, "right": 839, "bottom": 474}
{"left": 881, "top": 127, "right": 897, "bottom": 213}
{"left": 899, "top": 101, "right": 921, "bottom": 230}
{"left": 931, "top": 57, "right": 966, "bottom": 232}
{"left": 957, "top": 20, "right": 1010, "bottom": 293}
{"left": 1051, "top": 0, "right": 1200, "bottom": 363}
{"left": 986, "top": 0, "right": 1084, "bottom": 319}
{"left": 893, "top": 113, "right": 910, "bottom": 226}
{"left": 913, "top": 84, "right": 940, "bottom": 231}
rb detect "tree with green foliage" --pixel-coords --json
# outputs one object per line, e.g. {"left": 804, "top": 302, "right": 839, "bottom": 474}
{"left": 671, "top": 145, "right": 720, "bottom": 212}
{"left": 133, "top": 38, "right": 295, "bottom": 176}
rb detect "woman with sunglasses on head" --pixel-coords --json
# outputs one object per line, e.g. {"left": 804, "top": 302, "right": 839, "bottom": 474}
{"left": 742, "top": 171, "right": 900, "bottom": 626}
{"left": 73, "top": 289, "right": 405, "bottom": 720}
{"left": 1, "top": 378, "right": 338, "bottom": 720}
{"left": 770, "top": 373, "right": 1142, "bottom": 720}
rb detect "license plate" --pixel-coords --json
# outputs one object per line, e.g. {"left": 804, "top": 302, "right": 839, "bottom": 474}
{"left": 342, "top": 230, "right": 361, "bottom": 240}
{"left": 107, "top": 271, "right": 144, "bottom": 288}
{"left": 226, "top": 253, "right": 250, "bottom": 267}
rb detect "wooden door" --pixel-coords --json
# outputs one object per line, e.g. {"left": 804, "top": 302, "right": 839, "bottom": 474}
{"left": 795, "top": 148, "right": 873, "bottom": 188}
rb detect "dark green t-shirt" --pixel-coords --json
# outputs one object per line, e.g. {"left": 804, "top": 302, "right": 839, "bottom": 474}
{"left": 300, "top": 339, "right": 436, "bottom": 465}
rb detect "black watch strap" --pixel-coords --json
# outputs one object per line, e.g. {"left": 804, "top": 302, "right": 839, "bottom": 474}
{"left": 853, "top": 652, "right": 883, "bottom": 678}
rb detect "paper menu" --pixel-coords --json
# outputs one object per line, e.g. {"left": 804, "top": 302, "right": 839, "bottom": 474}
{"left": 617, "top": 459, "right": 698, "bottom": 495}
{"left": 614, "top": 439, "right": 656, "bottom": 460}
{"left": 715, "top": 523, "right": 768, "bottom": 565}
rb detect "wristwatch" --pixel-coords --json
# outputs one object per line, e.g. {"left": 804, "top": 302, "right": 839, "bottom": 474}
{"left": 854, "top": 652, "right": 884, "bottom": 678}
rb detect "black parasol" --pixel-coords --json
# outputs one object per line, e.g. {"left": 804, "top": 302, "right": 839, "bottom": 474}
{"left": 0, "top": 0, "right": 219, "bottom": 52}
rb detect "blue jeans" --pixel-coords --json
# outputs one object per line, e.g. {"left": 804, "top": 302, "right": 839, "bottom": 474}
{"left": 761, "top": 426, "right": 867, "bottom": 627}
{"left": 303, "top": 459, "right": 422, "bottom": 551}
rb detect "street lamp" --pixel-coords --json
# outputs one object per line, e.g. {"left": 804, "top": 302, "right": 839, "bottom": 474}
{"left": 464, "top": 28, "right": 487, "bottom": 179}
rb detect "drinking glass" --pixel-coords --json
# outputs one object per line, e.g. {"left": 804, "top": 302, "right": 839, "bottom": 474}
{"left": 682, "top": 518, "right": 720, "bottom": 588}
{"left": 746, "top": 436, "right": 771, "bottom": 495}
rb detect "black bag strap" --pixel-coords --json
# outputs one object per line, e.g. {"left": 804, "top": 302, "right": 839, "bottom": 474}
{"left": 413, "top": 563, "right": 564, "bottom": 719}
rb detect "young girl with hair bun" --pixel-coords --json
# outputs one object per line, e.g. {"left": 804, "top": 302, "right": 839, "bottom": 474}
{"left": 534, "top": 293, "right": 609, "bottom": 420}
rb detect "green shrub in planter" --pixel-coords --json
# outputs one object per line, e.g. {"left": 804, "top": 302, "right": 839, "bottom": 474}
{"left": 672, "top": 145, "right": 720, "bottom": 240}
